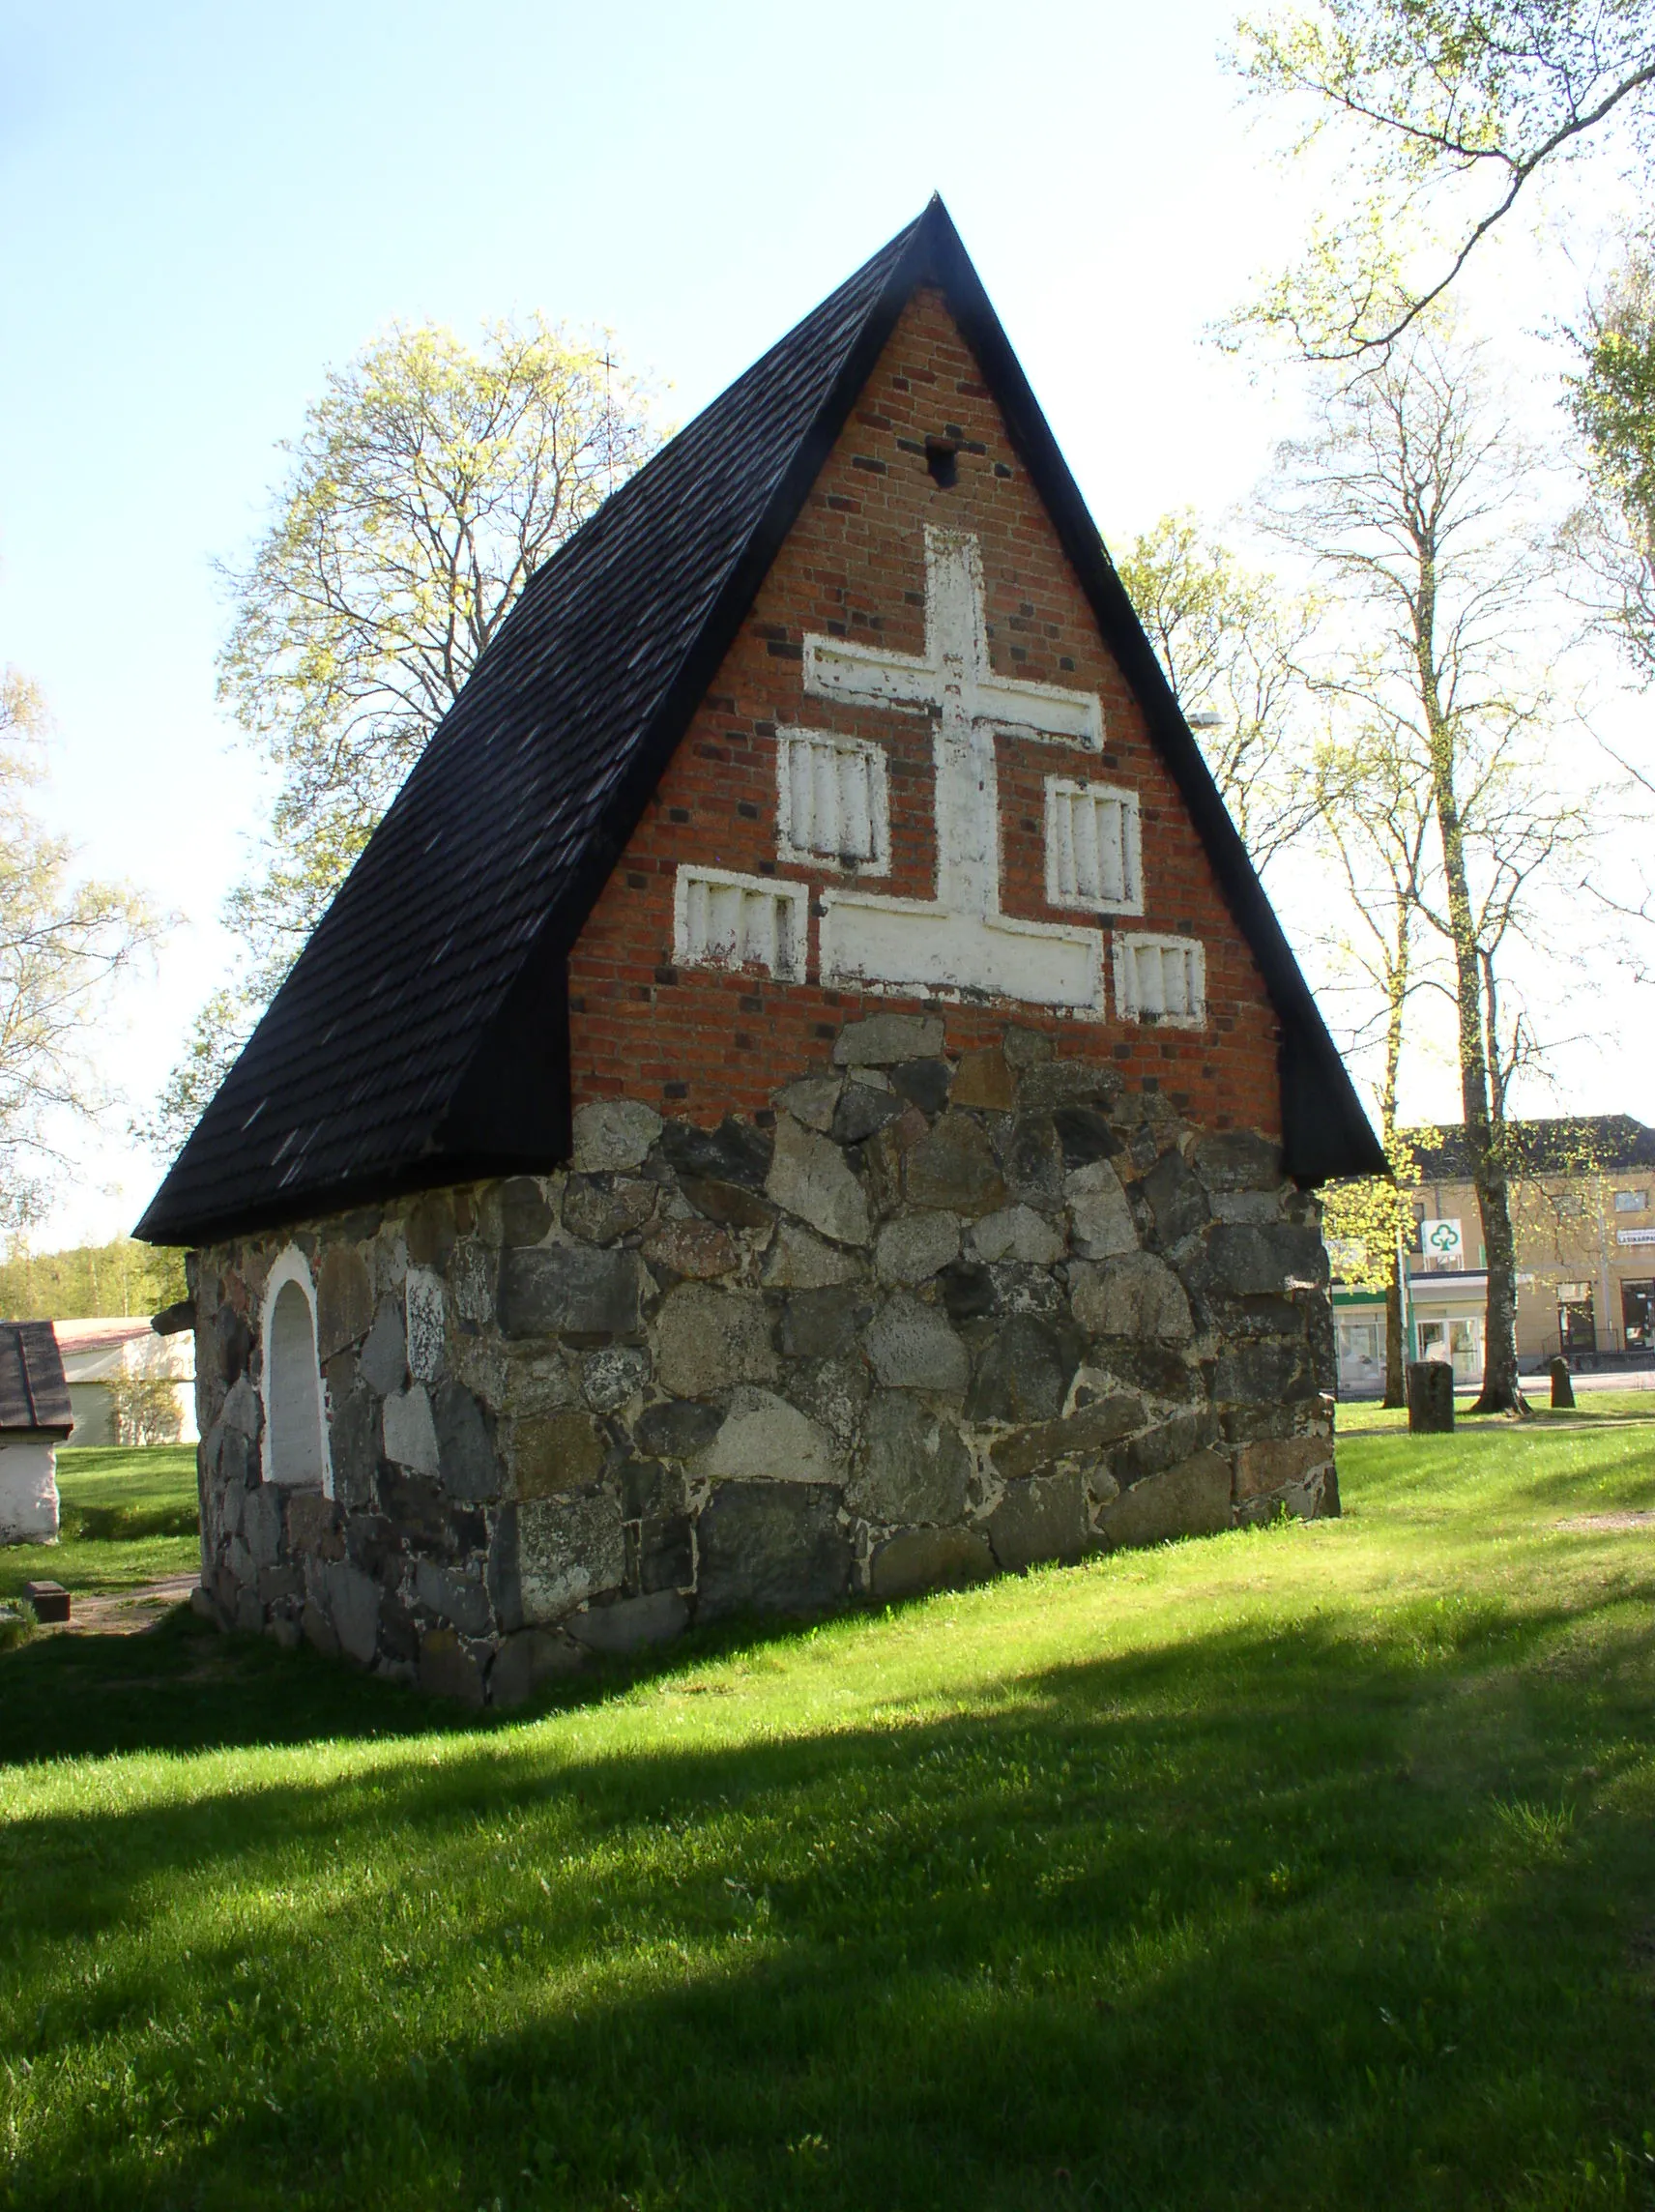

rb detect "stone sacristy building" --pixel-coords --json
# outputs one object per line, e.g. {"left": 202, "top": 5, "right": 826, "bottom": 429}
{"left": 138, "top": 201, "right": 1383, "bottom": 1703}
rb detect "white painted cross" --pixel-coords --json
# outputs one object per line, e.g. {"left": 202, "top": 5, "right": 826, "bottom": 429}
{"left": 803, "top": 527, "right": 1107, "bottom": 1010}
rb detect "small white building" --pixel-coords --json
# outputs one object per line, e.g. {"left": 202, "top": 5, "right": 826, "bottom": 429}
{"left": 0, "top": 1321, "right": 73, "bottom": 1544}
{"left": 54, "top": 1317, "right": 196, "bottom": 1447}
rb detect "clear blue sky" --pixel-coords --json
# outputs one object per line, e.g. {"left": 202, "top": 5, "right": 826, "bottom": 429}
{"left": 0, "top": 0, "right": 1641, "bottom": 1241}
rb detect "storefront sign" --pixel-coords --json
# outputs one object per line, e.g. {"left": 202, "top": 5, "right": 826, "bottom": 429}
{"left": 1617, "top": 1229, "right": 1655, "bottom": 1246}
{"left": 1421, "top": 1217, "right": 1464, "bottom": 1264}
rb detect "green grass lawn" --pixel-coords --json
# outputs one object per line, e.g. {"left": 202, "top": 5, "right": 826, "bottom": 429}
{"left": 3, "top": 1426, "right": 1655, "bottom": 2209}
{"left": 0, "top": 1446, "right": 199, "bottom": 1605}
{"left": 1338, "top": 1389, "right": 1655, "bottom": 1436}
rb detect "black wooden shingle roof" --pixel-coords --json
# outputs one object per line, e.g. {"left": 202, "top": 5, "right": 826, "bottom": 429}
{"left": 0, "top": 1323, "right": 73, "bottom": 1435}
{"left": 137, "top": 198, "right": 1382, "bottom": 1248}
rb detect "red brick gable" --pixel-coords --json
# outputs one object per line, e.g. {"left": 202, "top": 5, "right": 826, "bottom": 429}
{"left": 568, "top": 290, "right": 1281, "bottom": 1139}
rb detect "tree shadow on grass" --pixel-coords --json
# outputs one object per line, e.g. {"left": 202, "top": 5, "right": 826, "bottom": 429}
{"left": 0, "top": 1610, "right": 455, "bottom": 1768}
{"left": 0, "top": 1596, "right": 909, "bottom": 1771}
{"left": 4, "top": 1592, "right": 1655, "bottom": 2209}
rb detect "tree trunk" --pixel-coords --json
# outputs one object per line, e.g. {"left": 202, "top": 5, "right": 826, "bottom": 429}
{"left": 1474, "top": 1163, "right": 1525, "bottom": 1410}
{"left": 1475, "top": 948, "right": 1526, "bottom": 1410}
{"left": 1383, "top": 1256, "right": 1407, "bottom": 1407}
{"left": 1416, "top": 576, "right": 1526, "bottom": 1414}
{"left": 1428, "top": 742, "right": 1526, "bottom": 1412}
{"left": 1379, "top": 897, "right": 1410, "bottom": 1411}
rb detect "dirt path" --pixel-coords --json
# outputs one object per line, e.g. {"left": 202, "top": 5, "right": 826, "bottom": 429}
{"left": 46, "top": 1574, "right": 199, "bottom": 1635}
{"left": 1555, "top": 1511, "right": 1655, "bottom": 1533}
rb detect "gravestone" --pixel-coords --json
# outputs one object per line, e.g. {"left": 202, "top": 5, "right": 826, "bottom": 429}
{"left": 1407, "top": 1360, "right": 1455, "bottom": 1434}
{"left": 1549, "top": 1356, "right": 1575, "bottom": 1411}
{"left": 22, "top": 1579, "right": 70, "bottom": 1623}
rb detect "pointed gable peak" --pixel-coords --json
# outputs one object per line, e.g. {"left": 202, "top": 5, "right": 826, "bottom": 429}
{"left": 138, "top": 207, "right": 1379, "bottom": 1248}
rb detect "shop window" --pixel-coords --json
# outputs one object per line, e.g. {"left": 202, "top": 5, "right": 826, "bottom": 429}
{"left": 1557, "top": 1284, "right": 1596, "bottom": 1356}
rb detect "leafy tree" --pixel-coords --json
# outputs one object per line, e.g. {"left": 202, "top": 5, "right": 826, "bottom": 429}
{"left": 0, "top": 672, "right": 163, "bottom": 1227}
{"left": 1232, "top": 0, "right": 1655, "bottom": 356}
{"left": 1565, "top": 243, "right": 1655, "bottom": 680}
{"left": 1117, "top": 513, "right": 1325, "bottom": 871}
{"left": 107, "top": 1370, "right": 184, "bottom": 1445}
{"left": 1266, "top": 325, "right": 1591, "bottom": 1412}
{"left": 149, "top": 318, "right": 657, "bottom": 1157}
{"left": 0, "top": 1236, "right": 187, "bottom": 1321}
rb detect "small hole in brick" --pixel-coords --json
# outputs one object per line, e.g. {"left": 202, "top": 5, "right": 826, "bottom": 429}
{"left": 925, "top": 438, "right": 958, "bottom": 490}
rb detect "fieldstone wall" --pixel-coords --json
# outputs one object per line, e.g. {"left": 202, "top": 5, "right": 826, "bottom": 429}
{"left": 190, "top": 1016, "right": 1336, "bottom": 1703}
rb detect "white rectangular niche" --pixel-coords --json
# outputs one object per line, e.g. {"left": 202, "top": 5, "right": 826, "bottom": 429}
{"left": 776, "top": 728, "right": 889, "bottom": 873}
{"left": 1045, "top": 778, "right": 1143, "bottom": 913}
{"left": 674, "top": 866, "right": 807, "bottom": 982}
{"left": 1114, "top": 932, "right": 1205, "bottom": 1027}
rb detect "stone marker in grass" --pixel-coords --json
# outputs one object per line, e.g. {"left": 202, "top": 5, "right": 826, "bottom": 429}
{"left": 1408, "top": 1360, "right": 1455, "bottom": 1434}
{"left": 1550, "top": 1357, "right": 1576, "bottom": 1411}
{"left": 22, "top": 1579, "right": 70, "bottom": 1623}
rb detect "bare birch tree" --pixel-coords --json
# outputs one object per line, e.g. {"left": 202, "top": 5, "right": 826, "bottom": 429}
{"left": 1230, "top": 0, "right": 1655, "bottom": 357}
{"left": 1266, "top": 327, "right": 1586, "bottom": 1412}
{"left": 0, "top": 671, "right": 163, "bottom": 1226}
{"left": 1117, "top": 513, "right": 1325, "bottom": 872}
{"left": 1313, "top": 704, "right": 1435, "bottom": 1402}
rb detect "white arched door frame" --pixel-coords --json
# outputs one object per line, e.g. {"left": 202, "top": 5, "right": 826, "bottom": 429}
{"left": 258, "top": 1247, "right": 334, "bottom": 1498}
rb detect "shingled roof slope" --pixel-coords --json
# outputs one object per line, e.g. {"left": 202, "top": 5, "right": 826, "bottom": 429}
{"left": 0, "top": 1322, "right": 73, "bottom": 1435}
{"left": 138, "top": 199, "right": 1382, "bottom": 1247}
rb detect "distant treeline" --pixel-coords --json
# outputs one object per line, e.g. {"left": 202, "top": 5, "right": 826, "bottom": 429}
{"left": 0, "top": 1238, "right": 188, "bottom": 1322}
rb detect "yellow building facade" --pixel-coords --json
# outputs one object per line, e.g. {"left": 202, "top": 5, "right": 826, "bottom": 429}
{"left": 1333, "top": 1116, "right": 1655, "bottom": 1395}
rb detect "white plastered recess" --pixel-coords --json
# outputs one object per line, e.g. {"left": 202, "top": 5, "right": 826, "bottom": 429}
{"left": 1114, "top": 932, "right": 1206, "bottom": 1029}
{"left": 776, "top": 727, "right": 889, "bottom": 874}
{"left": 805, "top": 528, "right": 1107, "bottom": 1010}
{"left": 0, "top": 1440, "right": 59, "bottom": 1545}
{"left": 1044, "top": 777, "right": 1143, "bottom": 914}
{"left": 259, "top": 1246, "right": 333, "bottom": 1493}
{"left": 674, "top": 865, "right": 808, "bottom": 982}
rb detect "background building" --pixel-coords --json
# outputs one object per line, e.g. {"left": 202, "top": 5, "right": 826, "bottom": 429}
{"left": 55, "top": 1318, "right": 196, "bottom": 1446}
{"left": 1333, "top": 1117, "right": 1655, "bottom": 1395}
